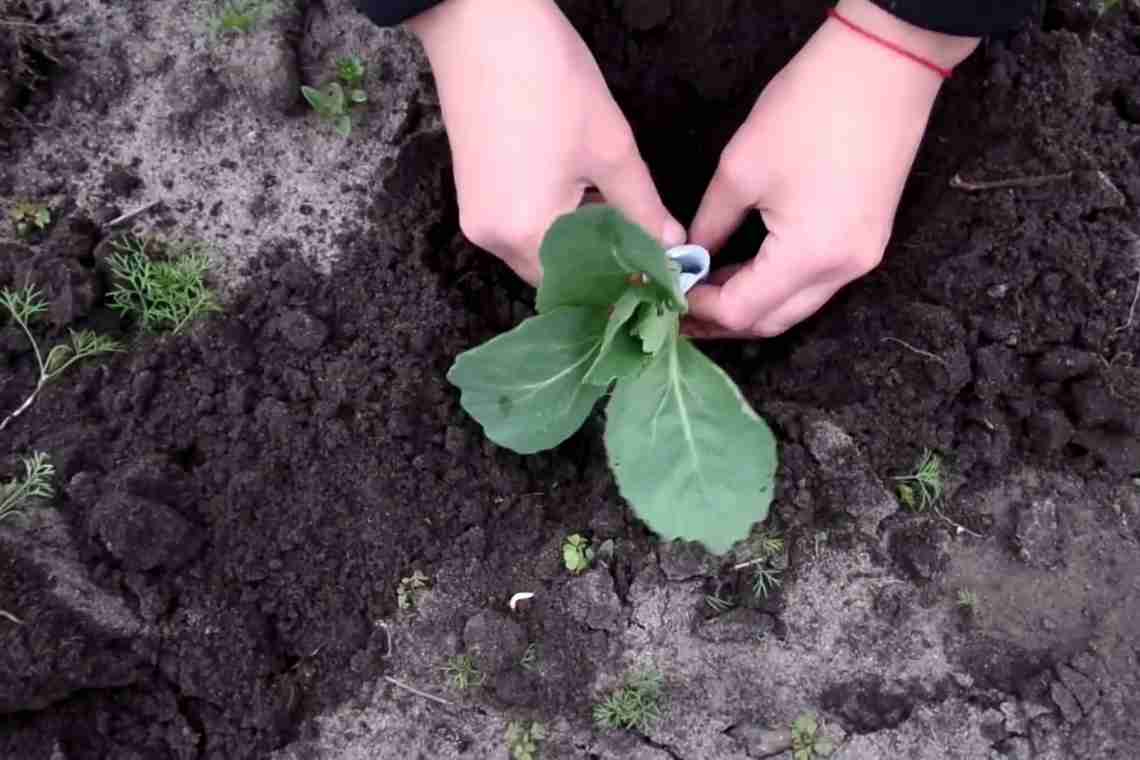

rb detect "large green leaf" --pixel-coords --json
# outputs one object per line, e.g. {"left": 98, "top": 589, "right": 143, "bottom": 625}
{"left": 605, "top": 322, "right": 778, "bottom": 554}
{"left": 448, "top": 308, "right": 610, "bottom": 453}
{"left": 536, "top": 206, "right": 685, "bottom": 314}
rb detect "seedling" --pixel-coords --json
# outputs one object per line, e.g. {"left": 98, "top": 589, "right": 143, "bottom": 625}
{"left": 956, "top": 588, "right": 979, "bottom": 612}
{"left": 704, "top": 593, "right": 734, "bottom": 613}
{"left": 301, "top": 55, "right": 368, "bottom": 137}
{"left": 396, "top": 570, "right": 430, "bottom": 610}
{"left": 892, "top": 448, "right": 943, "bottom": 512}
{"left": 0, "top": 286, "right": 122, "bottom": 431}
{"left": 593, "top": 670, "right": 664, "bottom": 732}
{"left": 520, "top": 642, "right": 540, "bottom": 672}
{"left": 562, "top": 533, "right": 594, "bottom": 575}
{"left": 443, "top": 654, "right": 485, "bottom": 690}
{"left": 0, "top": 452, "right": 54, "bottom": 625}
{"left": 791, "top": 713, "right": 834, "bottom": 760}
{"left": 9, "top": 201, "right": 50, "bottom": 237}
{"left": 449, "top": 207, "right": 778, "bottom": 554}
{"left": 107, "top": 236, "right": 222, "bottom": 334}
{"left": 207, "top": 0, "right": 279, "bottom": 37}
{"left": 506, "top": 720, "right": 546, "bottom": 760}
{"left": 751, "top": 564, "right": 783, "bottom": 600}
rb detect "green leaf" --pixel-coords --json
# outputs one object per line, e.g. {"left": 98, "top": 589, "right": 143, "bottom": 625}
{"left": 300, "top": 85, "right": 326, "bottom": 113}
{"left": 605, "top": 326, "right": 777, "bottom": 554}
{"left": 583, "top": 288, "right": 649, "bottom": 386}
{"left": 448, "top": 308, "right": 610, "bottom": 454}
{"left": 536, "top": 206, "right": 685, "bottom": 315}
{"left": 630, "top": 301, "right": 671, "bottom": 354}
{"left": 325, "top": 81, "right": 345, "bottom": 114}
{"left": 349, "top": 88, "right": 368, "bottom": 104}
{"left": 334, "top": 115, "right": 352, "bottom": 137}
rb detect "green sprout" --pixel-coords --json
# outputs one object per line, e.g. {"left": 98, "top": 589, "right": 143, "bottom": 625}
{"left": 107, "top": 236, "right": 222, "bottom": 334}
{"left": 956, "top": 588, "right": 979, "bottom": 612}
{"left": 562, "top": 533, "right": 594, "bottom": 575}
{"left": 704, "top": 593, "right": 734, "bottom": 613}
{"left": 593, "top": 670, "right": 664, "bottom": 733}
{"left": 443, "top": 654, "right": 485, "bottom": 690}
{"left": 520, "top": 642, "right": 540, "bottom": 672}
{"left": 9, "top": 201, "right": 50, "bottom": 237}
{"left": 892, "top": 448, "right": 944, "bottom": 512}
{"left": 207, "top": 0, "right": 279, "bottom": 37}
{"left": 792, "top": 713, "right": 834, "bottom": 760}
{"left": 1, "top": 452, "right": 55, "bottom": 625}
{"left": 396, "top": 570, "right": 430, "bottom": 610}
{"left": 751, "top": 564, "right": 783, "bottom": 600}
{"left": 0, "top": 286, "right": 122, "bottom": 431}
{"left": 301, "top": 55, "right": 368, "bottom": 137}
{"left": 734, "top": 526, "right": 785, "bottom": 600}
{"left": 506, "top": 720, "right": 546, "bottom": 760}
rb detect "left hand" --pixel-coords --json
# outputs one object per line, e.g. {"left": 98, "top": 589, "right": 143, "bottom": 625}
{"left": 684, "top": 0, "right": 979, "bottom": 338}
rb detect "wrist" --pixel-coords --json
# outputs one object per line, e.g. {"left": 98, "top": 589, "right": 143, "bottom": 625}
{"left": 833, "top": 0, "right": 980, "bottom": 71}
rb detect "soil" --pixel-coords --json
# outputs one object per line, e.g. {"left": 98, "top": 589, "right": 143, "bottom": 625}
{"left": 2, "top": 1, "right": 1140, "bottom": 759}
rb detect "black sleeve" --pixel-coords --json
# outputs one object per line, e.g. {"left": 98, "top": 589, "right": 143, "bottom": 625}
{"left": 353, "top": 0, "right": 442, "bottom": 27}
{"left": 870, "top": 1, "right": 1038, "bottom": 37}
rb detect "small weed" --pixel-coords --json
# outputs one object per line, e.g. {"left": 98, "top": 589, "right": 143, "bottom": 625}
{"left": 8, "top": 201, "right": 50, "bottom": 237}
{"left": 791, "top": 713, "right": 834, "bottom": 760}
{"left": 751, "top": 564, "right": 783, "bottom": 600}
{"left": 562, "top": 533, "right": 594, "bottom": 575}
{"left": 593, "top": 670, "right": 664, "bottom": 733}
{"left": 301, "top": 54, "right": 368, "bottom": 137}
{"left": 1, "top": 451, "right": 54, "bottom": 625}
{"left": 520, "top": 642, "right": 540, "bottom": 671}
{"left": 0, "top": 285, "right": 122, "bottom": 431}
{"left": 893, "top": 448, "right": 944, "bottom": 512}
{"left": 0, "top": 451, "right": 53, "bottom": 525}
{"left": 443, "top": 654, "right": 484, "bottom": 690}
{"left": 396, "top": 570, "right": 430, "bottom": 610}
{"left": 107, "top": 236, "right": 222, "bottom": 334}
{"left": 704, "top": 593, "right": 734, "bottom": 613}
{"left": 957, "top": 588, "right": 979, "bottom": 612}
{"left": 207, "top": 0, "right": 279, "bottom": 38}
{"left": 506, "top": 720, "right": 546, "bottom": 760}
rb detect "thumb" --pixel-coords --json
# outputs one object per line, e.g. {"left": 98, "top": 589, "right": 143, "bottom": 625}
{"left": 589, "top": 131, "right": 686, "bottom": 249}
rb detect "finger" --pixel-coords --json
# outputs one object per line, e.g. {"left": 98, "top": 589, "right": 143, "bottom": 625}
{"left": 707, "top": 263, "right": 745, "bottom": 286}
{"left": 686, "top": 234, "right": 805, "bottom": 333}
{"left": 689, "top": 146, "right": 769, "bottom": 254}
{"left": 591, "top": 140, "right": 686, "bottom": 249}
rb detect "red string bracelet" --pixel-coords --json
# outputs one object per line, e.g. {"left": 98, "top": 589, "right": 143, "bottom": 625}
{"left": 826, "top": 8, "right": 953, "bottom": 80}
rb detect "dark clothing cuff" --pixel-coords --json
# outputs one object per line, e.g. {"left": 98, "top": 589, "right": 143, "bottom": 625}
{"left": 354, "top": 0, "right": 442, "bottom": 27}
{"left": 869, "top": 1, "right": 1037, "bottom": 37}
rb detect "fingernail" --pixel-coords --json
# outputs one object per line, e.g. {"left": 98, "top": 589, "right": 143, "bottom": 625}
{"left": 662, "top": 218, "right": 686, "bottom": 248}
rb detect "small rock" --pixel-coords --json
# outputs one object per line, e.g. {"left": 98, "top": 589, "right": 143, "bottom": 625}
{"left": 1015, "top": 498, "right": 1063, "bottom": 568}
{"left": 565, "top": 569, "right": 624, "bottom": 632}
{"left": 461, "top": 610, "right": 527, "bottom": 675}
{"left": 1035, "top": 347, "right": 1098, "bottom": 382}
{"left": 804, "top": 417, "right": 896, "bottom": 531}
{"left": 1050, "top": 681, "right": 1082, "bottom": 724}
{"left": 274, "top": 309, "right": 329, "bottom": 353}
{"left": 726, "top": 724, "right": 793, "bottom": 757}
{"left": 1055, "top": 664, "right": 1099, "bottom": 714}
{"left": 88, "top": 494, "right": 202, "bottom": 571}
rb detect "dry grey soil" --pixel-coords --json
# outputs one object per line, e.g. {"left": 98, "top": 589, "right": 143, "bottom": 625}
{"left": 2, "top": 1, "right": 1140, "bottom": 758}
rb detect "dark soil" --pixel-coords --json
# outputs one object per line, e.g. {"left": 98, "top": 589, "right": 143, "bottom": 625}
{"left": 2, "top": 1, "right": 1140, "bottom": 758}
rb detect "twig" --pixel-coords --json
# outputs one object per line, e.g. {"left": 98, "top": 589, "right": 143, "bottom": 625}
{"left": 934, "top": 508, "right": 983, "bottom": 539}
{"left": 106, "top": 200, "right": 162, "bottom": 229}
{"left": 881, "top": 337, "right": 949, "bottom": 368}
{"left": 0, "top": 610, "right": 23, "bottom": 625}
{"left": 383, "top": 676, "right": 455, "bottom": 707}
{"left": 1113, "top": 270, "right": 1140, "bottom": 335}
{"left": 949, "top": 171, "right": 1073, "bottom": 192}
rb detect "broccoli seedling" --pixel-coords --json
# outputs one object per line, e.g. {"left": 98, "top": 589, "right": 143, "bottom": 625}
{"left": 396, "top": 570, "right": 430, "bottom": 610}
{"left": 0, "top": 286, "right": 122, "bottom": 431}
{"left": 562, "top": 533, "right": 594, "bottom": 575}
{"left": 957, "top": 588, "right": 979, "bottom": 612}
{"left": 593, "top": 670, "right": 664, "bottom": 733}
{"left": 9, "top": 201, "right": 50, "bottom": 237}
{"left": 792, "top": 713, "right": 834, "bottom": 760}
{"left": 301, "top": 55, "right": 368, "bottom": 137}
{"left": 448, "top": 207, "right": 778, "bottom": 555}
{"left": 107, "top": 236, "right": 222, "bottom": 334}
{"left": 506, "top": 720, "right": 546, "bottom": 760}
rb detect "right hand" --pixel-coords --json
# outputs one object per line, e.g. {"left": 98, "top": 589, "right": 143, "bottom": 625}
{"left": 409, "top": 0, "right": 685, "bottom": 285}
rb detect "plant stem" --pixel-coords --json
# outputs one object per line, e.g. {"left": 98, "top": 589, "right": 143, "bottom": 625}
{"left": 949, "top": 171, "right": 1073, "bottom": 192}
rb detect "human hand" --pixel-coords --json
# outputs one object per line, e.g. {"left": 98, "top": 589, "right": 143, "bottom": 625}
{"left": 684, "top": 0, "right": 979, "bottom": 338}
{"left": 409, "top": 0, "right": 685, "bottom": 285}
